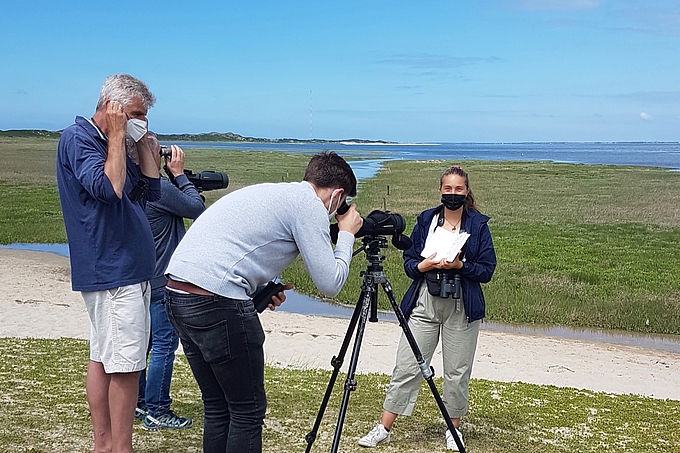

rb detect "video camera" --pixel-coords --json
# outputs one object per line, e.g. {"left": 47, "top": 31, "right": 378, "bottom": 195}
{"left": 182, "top": 169, "right": 229, "bottom": 192}
{"left": 159, "top": 145, "right": 228, "bottom": 192}
{"left": 330, "top": 201, "right": 412, "bottom": 251}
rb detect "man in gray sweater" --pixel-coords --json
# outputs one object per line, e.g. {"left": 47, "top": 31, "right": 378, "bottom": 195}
{"left": 165, "top": 151, "right": 362, "bottom": 453}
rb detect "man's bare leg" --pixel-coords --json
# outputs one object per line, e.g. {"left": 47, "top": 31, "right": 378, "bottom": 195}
{"left": 87, "top": 361, "right": 112, "bottom": 453}
{"left": 109, "top": 371, "right": 141, "bottom": 453}
{"left": 87, "top": 361, "right": 141, "bottom": 453}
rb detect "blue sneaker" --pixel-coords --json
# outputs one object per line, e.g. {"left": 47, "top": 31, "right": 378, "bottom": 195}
{"left": 134, "top": 406, "right": 148, "bottom": 422}
{"left": 143, "top": 410, "right": 193, "bottom": 431}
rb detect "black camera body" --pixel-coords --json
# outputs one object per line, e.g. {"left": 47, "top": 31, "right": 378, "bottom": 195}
{"left": 184, "top": 169, "right": 229, "bottom": 192}
{"left": 164, "top": 166, "right": 229, "bottom": 193}
{"left": 330, "top": 201, "right": 412, "bottom": 251}
{"left": 252, "top": 281, "right": 285, "bottom": 313}
{"left": 159, "top": 145, "right": 228, "bottom": 193}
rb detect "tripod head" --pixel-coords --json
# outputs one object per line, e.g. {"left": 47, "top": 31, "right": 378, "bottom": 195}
{"left": 352, "top": 235, "right": 391, "bottom": 323}
{"left": 354, "top": 235, "right": 388, "bottom": 264}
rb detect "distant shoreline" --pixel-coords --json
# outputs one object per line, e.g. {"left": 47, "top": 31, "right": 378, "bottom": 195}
{"left": 2, "top": 129, "right": 678, "bottom": 146}
{"left": 0, "top": 129, "right": 396, "bottom": 145}
{"left": 338, "top": 141, "right": 438, "bottom": 146}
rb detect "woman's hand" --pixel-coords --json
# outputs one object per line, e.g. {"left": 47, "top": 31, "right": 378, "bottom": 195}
{"left": 417, "top": 253, "right": 440, "bottom": 272}
{"left": 439, "top": 252, "right": 463, "bottom": 270}
{"left": 419, "top": 252, "right": 464, "bottom": 272}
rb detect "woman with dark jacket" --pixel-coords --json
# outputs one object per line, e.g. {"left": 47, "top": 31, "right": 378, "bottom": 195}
{"left": 358, "top": 165, "right": 496, "bottom": 451}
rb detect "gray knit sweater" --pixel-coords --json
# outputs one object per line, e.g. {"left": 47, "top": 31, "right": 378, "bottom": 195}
{"left": 166, "top": 181, "right": 355, "bottom": 300}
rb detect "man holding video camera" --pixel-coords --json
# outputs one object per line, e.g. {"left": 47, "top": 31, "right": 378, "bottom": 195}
{"left": 135, "top": 134, "right": 205, "bottom": 431}
{"left": 164, "top": 151, "right": 362, "bottom": 453}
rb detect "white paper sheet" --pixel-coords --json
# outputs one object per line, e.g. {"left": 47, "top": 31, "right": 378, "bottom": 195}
{"left": 421, "top": 227, "right": 470, "bottom": 262}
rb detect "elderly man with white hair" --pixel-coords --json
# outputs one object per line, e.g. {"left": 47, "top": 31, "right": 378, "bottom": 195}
{"left": 56, "top": 74, "right": 161, "bottom": 453}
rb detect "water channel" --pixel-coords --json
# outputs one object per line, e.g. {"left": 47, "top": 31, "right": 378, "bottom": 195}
{"left": 2, "top": 242, "right": 680, "bottom": 355}
{"left": 4, "top": 155, "right": 680, "bottom": 354}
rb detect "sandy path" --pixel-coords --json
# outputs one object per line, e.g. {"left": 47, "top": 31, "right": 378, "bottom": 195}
{"left": 1, "top": 248, "right": 678, "bottom": 400}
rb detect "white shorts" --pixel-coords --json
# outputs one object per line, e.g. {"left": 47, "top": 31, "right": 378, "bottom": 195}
{"left": 82, "top": 282, "right": 151, "bottom": 373}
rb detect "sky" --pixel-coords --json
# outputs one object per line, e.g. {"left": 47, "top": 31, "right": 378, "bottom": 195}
{"left": 1, "top": 0, "right": 679, "bottom": 143}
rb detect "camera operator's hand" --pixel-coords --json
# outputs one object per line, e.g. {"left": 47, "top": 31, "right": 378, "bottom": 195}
{"left": 165, "top": 145, "right": 186, "bottom": 177}
{"left": 336, "top": 203, "right": 363, "bottom": 236}
{"left": 264, "top": 283, "right": 294, "bottom": 311}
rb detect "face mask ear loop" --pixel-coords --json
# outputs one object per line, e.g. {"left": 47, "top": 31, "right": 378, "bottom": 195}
{"left": 328, "top": 189, "right": 342, "bottom": 218}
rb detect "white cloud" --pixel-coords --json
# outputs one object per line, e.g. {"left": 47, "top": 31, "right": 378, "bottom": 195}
{"left": 640, "top": 112, "right": 652, "bottom": 121}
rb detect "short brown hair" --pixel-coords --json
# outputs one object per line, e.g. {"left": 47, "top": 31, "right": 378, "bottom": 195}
{"left": 303, "top": 151, "right": 357, "bottom": 197}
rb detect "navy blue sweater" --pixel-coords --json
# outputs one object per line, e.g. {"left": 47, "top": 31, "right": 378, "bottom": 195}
{"left": 146, "top": 175, "right": 205, "bottom": 290}
{"left": 400, "top": 206, "right": 496, "bottom": 322}
{"left": 56, "top": 116, "right": 161, "bottom": 291}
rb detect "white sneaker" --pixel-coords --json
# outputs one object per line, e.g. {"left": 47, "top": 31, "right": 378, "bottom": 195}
{"left": 445, "top": 428, "right": 465, "bottom": 451}
{"left": 358, "top": 423, "right": 391, "bottom": 447}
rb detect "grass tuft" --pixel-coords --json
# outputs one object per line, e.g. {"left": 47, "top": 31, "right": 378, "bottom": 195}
{"left": 0, "top": 338, "right": 678, "bottom": 452}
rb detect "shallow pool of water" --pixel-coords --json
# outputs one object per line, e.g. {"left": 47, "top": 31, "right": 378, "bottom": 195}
{"left": 3, "top": 242, "right": 680, "bottom": 354}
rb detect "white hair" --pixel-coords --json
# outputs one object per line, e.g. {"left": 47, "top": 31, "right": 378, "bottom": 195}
{"left": 95, "top": 74, "right": 156, "bottom": 111}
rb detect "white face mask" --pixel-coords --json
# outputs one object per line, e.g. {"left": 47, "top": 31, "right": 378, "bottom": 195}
{"left": 327, "top": 189, "right": 343, "bottom": 220}
{"left": 126, "top": 118, "right": 148, "bottom": 142}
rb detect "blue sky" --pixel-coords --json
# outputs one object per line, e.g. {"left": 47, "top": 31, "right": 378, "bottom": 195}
{"left": 1, "top": 0, "right": 678, "bottom": 142}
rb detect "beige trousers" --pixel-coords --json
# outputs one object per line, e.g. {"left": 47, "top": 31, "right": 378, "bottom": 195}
{"left": 383, "top": 283, "right": 480, "bottom": 418}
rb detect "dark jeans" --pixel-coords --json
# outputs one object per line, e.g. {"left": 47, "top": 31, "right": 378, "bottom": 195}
{"left": 138, "top": 287, "right": 179, "bottom": 417}
{"left": 165, "top": 288, "right": 266, "bottom": 453}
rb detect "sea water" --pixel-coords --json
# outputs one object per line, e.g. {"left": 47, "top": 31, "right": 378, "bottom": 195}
{"left": 169, "top": 141, "right": 680, "bottom": 172}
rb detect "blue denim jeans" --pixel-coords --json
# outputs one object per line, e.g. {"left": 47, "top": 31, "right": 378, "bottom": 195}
{"left": 138, "top": 287, "right": 180, "bottom": 417}
{"left": 165, "top": 288, "right": 266, "bottom": 453}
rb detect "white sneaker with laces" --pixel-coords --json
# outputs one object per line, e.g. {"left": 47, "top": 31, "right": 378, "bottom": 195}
{"left": 445, "top": 428, "right": 465, "bottom": 451}
{"left": 358, "top": 423, "right": 391, "bottom": 447}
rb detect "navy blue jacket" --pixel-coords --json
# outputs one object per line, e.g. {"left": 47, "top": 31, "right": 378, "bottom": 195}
{"left": 400, "top": 206, "right": 496, "bottom": 322}
{"left": 56, "top": 116, "right": 161, "bottom": 291}
{"left": 146, "top": 174, "right": 205, "bottom": 290}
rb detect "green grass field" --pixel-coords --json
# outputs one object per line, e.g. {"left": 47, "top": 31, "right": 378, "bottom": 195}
{"left": 2, "top": 137, "right": 680, "bottom": 334}
{"left": 2, "top": 137, "right": 680, "bottom": 452}
{"left": 1, "top": 338, "right": 678, "bottom": 453}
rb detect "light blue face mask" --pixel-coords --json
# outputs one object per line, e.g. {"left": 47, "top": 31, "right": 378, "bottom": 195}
{"left": 126, "top": 118, "right": 148, "bottom": 142}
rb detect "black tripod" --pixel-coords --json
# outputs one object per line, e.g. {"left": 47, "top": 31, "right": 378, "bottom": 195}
{"left": 304, "top": 235, "right": 466, "bottom": 453}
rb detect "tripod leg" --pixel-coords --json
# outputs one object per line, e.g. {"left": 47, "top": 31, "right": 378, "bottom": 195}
{"left": 304, "top": 290, "right": 364, "bottom": 452}
{"left": 380, "top": 280, "right": 467, "bottom": 453}
{"left": 330, "top": 288, "right": 373, "bottom": 453}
